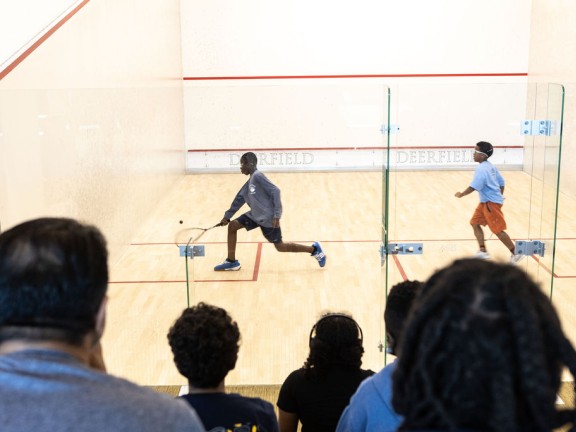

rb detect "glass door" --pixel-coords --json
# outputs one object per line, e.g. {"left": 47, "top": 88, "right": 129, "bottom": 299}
{"left": 381, "top": 82, "right": 563, "bottom": 353}
{"left": 521, "top": 83, "right": 564, "bottom": 295}
{"left": 185, "top": 81, "right": 391, "bottom": 381}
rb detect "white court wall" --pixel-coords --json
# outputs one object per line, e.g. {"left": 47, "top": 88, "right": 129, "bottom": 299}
{"left": 0, "top": 0, "right": 185, "bottom": 264}
{"left": 181, "top": 1, "right": 531, "bottom": 77}
{"left": 180, "top": 0, "right": 533, "bottom": 170}
{"left": 0, "top": 0, "right": 78, "bottom": 70}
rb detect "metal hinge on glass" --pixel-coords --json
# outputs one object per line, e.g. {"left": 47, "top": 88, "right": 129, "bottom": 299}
{"left": 514, "top": 240, "right": 545, "bottom": 257}
{"left": 520, "top": 120, "right": 558, "bottom": 136}
{"left": 387, "top": 243, "right": 423, "bottom": 255}
{"left": 380, "top": 242, "right": 423, "bottom": 266}
{"left": 179, "top": 245, "right": 206, "bottom": 258}
{"left": 380, "top": 124, "right": 400, "bottom": 134}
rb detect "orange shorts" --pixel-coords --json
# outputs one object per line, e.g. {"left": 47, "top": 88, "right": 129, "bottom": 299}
{"left": 470, "top": 202, "right": 507, "bottom": 234}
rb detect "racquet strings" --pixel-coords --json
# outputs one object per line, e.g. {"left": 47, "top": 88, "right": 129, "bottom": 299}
{"left": 174, "top": 227, "right": 208, "bottom": 247}
{"left": 174, "top": 223, "right": 221, "bottom": 247}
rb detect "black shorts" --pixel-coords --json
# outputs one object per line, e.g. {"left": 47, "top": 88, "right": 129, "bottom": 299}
{"left": 237, "top": 213, "right": 282, "bottom": 244}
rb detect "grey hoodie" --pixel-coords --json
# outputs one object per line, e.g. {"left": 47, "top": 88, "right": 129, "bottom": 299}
{"left": 224, "top": 170, "right": 282, "bottom": 227}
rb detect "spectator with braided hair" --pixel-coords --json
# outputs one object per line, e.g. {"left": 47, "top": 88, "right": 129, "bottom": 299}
{"left": 392, "top": 258, "right": 576, "bottom": 432}
{"left": 277, "top": 313, "right": 374, "bottom": 432}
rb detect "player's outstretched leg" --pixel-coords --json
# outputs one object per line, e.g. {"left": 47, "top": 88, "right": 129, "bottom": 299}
{"left": 273, "top": 241, "right": 325, "bottom": 267}
{"left": 495, "top": 230, "right": 524, "bottom": 265}
{"left": 312, "top": 242, "right": 326, "bottom": 267}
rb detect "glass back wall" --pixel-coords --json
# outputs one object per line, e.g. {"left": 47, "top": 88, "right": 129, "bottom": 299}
{"left": 184, "top": 81, "right": 391, "bottom": 384}
{"left": 382, "top": 82, "right": 563, "bottom": 310}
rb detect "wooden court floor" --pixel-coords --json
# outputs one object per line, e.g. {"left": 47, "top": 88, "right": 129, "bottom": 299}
{"left": 102, "top": 171, "right": 576, "bottom": 387}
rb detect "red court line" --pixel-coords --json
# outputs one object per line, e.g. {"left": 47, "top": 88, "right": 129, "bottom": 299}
{"left": 188, "top": 146, "right": 523, "bottom": 153}
{"left": 530, "top": 255, "right": 570, "bottom": 278}
{"left": 527, "top": 255, "right": 576, "bottom": 279}
{"left": 252, "top": 242, "right": 263, "bottom": 281}
{"left": 392, "top": 255, "right": 408, "bottom": 281}
{"left": 134, "top": 238, "right": 576, "bottom": 246}
{"left": 184, "top": 73, "right": 527, "bottom": 81}
{"left": 131, "top": 240, "right": 380, "bottom": 246}
{"left": 195, "top": 242, "right": 262, "bottom": 282}
{"left": 0, "top": 0, "right": 91, "bottom": 80}
{"left": 109, "top": 280, "right": 185, "bottom": 284}
{"left": 113, "top": 242, "right": 263, "bottom": 284}
{"left": 122, "top": 239, "right": 576, "bottom": 281}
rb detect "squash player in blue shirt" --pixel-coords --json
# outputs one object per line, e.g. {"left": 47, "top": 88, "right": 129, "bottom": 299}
{"left": 214, "top": 151, "right": 326, "bottom": 271}
{"left": 455, "top": 141, "right": 523, "bottom": 264}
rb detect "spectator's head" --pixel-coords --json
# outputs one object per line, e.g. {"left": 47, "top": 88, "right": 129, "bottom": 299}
{"left": 393, "top": 258, "right": 576, "bottom": 431}
{"left": 305, "top": 312, "right": 364, "bottom": 378}
{"left": 0, "top": 217, "right": 108, "bottom": 346}
{"left": 384, "top": 280, "right": 422, "bottom": 355}
{"left": 168, "top": 302, "right": 240, "bottom": 388}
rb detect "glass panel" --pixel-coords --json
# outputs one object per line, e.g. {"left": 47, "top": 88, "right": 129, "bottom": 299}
{"left": 176, "top": 228, "right": 196, "bottom": 309}
{"left": 381, "top": 87, "right": 392, "bottom": 364}
{"left": 185, "top": 81, "right": 390, "bottom": 382}
{"left": 0, "top": 86, "right": 186, "bottom": 387}
{"left": 523, "top": 83, "right": 564, "bottom": 295}
{"left": 383, "top": 81, "right": 562, "bottom": 321}
{"left": 536, "top": 84, "right": 574, "bottom": 353}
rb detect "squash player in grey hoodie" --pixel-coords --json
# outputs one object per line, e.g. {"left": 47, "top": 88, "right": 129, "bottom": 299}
{"left": 214, "top": 151, "right": 326, "bottom": 271}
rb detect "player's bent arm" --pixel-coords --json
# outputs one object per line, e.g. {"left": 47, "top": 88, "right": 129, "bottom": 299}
{"left": 224, "top": 184, "right": 249, "bottom": 220}
{"left": 455, "top": 186, "right": 475, "bottom": 198}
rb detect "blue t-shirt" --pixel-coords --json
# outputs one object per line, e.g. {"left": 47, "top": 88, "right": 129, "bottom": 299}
{"left": 469, "top": 160, "right": 505, "bottom": 204}
{"left": 336, "top": 360, "right": 401, "bottom": 432}
{"left": 181, "top": 392, "right": 279, "bottom": 432}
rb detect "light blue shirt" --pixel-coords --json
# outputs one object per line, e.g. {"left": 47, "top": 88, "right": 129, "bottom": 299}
{"left": 0, "top": 349, "right": 204, "bottom": 432}
{"left": 470, "top": 160, "right": 505, "bottom": 204}
{"left": 336, "top": 360, "right": 401, "bottom": 432}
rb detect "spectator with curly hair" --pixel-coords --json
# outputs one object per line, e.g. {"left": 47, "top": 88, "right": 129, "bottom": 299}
{"left": 277, "top": 313, "right": 374, "bottom": 432}
{"left": 168, "top": 302, "right": 279, "bottom": 432}
{"left": 392, "top": 258, "right": 576, "bottom": 432}
{"left": 336, "top": 280, "right": 423, "bottom": 432}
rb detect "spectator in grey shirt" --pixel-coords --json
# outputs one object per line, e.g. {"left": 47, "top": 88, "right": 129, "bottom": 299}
{"left": 0, "top": 217, "right": 204, "bottom": 432}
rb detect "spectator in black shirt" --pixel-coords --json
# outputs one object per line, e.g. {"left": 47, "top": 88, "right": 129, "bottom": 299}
{"left": 277, "top": 313, "right": 374, "bottom": 432}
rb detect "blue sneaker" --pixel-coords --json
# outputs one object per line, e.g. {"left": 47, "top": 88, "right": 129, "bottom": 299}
{"left": 214, "top": 260, "right": 241, "bottom": 271}
{"left": 312, "top": 242, "right": 326, "bottom": 267}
